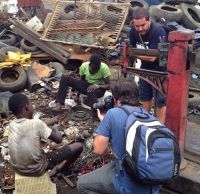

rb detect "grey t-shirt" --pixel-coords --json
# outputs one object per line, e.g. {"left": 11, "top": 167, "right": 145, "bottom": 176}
{"left": 8, "top": 118, "right": 52, "bottom": 176}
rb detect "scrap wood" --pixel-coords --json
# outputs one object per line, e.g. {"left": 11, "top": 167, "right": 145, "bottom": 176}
{"left": 9, "top": 19, "right": 70, "bottom": 64}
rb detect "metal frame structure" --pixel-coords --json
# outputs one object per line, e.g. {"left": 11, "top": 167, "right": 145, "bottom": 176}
{"left": 42, "top": 1, "right": 129, "bottom": 49}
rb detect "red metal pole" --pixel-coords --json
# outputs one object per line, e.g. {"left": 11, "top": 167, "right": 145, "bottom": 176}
{"left": 165, "top": 30, "right": 194, "bottom": 156}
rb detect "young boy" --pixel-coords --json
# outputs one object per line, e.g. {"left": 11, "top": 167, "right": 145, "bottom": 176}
{"left": 8, "top": 93, "right": 83, "bottom": 176}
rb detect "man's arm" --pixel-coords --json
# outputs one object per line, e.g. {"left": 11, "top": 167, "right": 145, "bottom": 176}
{"left": 87, "top": 77, "right": 110, "bottom": 92}
{"left": 48, "top": 126, "right": 62, "bottom": 144}
{"left": 81, "top": 75, "right": 85, "bottom": 81}
{"left": 93, "top": 134, "right": 109, "bottom": 155}
{"left": 98, "top": 77, "right": 110, "bottom": 90}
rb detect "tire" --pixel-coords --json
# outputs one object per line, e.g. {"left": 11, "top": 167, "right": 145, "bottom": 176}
{"left": 188, "top": 92, "right": 200, "bottom": 107}
{"left": 0, "top": 66, "right": 27, "bottom": 92}
{"left": 165, "top": 0, "right": 198, "bottom": 5}
{"left": 179, "top": 3, "right": 200, "bottom": 30}
{"left": 49, "top": 62, "right": 65, "bottom": 77}
{"left": 60, "top": 3, "right": 86, "bottom": 20}
{"left": 194, "top": 48, "right": 200, "bottom": 67}
{"left": 20, "top": 39, "right": 39, "bottom": 52}
{"left": 0, "top": 42, "right": 9, "bottom": 49}
{"left": 149, "top": 3, "right": 182, "bottom": 22}
{"left": 0, "top": 34, "right": 17, "bottom": 46}
{"left": 0, "top": 46, "right": 24, "bottom": 55}
{"left": 130, "top": 0, "right": 149, "bottom": 9}
{"left": 0, "top": 46, "right": 24, "bottom": 62}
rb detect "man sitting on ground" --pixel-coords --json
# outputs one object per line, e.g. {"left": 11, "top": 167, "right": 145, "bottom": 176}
{"left": 53, "top": 55, "right": 111, "bottom": 112}
{"left": 8, "top": 93, "right": 83, "bottom": 176}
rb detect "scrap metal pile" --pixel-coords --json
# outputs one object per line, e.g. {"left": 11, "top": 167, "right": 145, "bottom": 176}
{"left": 0, "top": 75, "right": 114, "bottom": 191}
{"left": 0, "top": 0, "right": 200, "bottom": 193}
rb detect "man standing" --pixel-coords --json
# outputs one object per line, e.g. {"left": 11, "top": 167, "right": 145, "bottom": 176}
{"left": 8, "top": 93, "right": 83, "bottom": 176}
{"left": 129, "top": 7, "right": 166, "bottom": 123}
{"left": 54, "top": 55, "right": 111, "bottom": 112}
{"left": 77, "top": 79, "right": 161, "bottom": 194}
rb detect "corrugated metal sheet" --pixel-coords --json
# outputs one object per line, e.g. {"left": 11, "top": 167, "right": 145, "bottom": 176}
{"left": 18, "top": 0, "right": 42, "bottom": 7}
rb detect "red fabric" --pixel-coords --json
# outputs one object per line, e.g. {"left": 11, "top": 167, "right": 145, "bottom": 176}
{"left": 18, "top": 0, "right": 42, "bottom": 7}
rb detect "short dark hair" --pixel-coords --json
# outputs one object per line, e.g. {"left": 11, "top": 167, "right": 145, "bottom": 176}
{"left": 8, "top": 93, "right": 29, "bottom": 115}
{"left": 132, "top": 7, "right": 150, "bottom": 20}
{"left": 111, "top": 78, "right": 139, "bottom": 106}
{"left": 90, "top": 55, "right": 101, "bottom": 68}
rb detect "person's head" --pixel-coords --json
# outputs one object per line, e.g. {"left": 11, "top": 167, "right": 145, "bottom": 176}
{"left": 8, "top": 93, "right": 33, "bottom": 119}
{"left": 89, "top": 55, "right": 101, "bottom": 74}
{"left": 111, "top": 78, "right": 139, "bottom": 106}
{"left": 131, "top": 7, "right": 151, "bottom": 35}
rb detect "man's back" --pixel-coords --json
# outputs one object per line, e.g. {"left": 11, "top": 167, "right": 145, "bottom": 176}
{"left": 8, "top": 118, "right": 52, "bottom": 176}
{"left": 96, "top": 106, "right": 160, "bottom": 194}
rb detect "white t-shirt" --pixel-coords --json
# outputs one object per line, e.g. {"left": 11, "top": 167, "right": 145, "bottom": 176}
{"left": 8, "top": 118, "right": 52, "bottom": 176}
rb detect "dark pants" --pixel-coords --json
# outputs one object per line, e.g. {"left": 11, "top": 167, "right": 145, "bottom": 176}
{"left": 46, "top": 143, "right": 83, "bottom": 170}
{"left": 56, "top": 76, "right": 106, "bottom": 108}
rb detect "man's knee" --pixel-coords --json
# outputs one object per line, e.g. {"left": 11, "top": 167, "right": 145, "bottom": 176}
{"left": 69, "top": 142, "right": 83, "bottom": 155}
{"left": 60, "top": 75, "right": 71, "bottom": 84}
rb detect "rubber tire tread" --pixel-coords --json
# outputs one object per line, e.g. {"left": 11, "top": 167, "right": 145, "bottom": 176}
{"left": 188, "top": 92, "right": 200, "bottom": 106}
{"left": 0, "top": 66, "right": 27, "bottom": 92}
{"left": 179, "top": 3, "right": 200, "bottom": 30}
{"left": 49, "top": 62, "right": 65, "bottom": 77}
{"left": 130, "top": 0, "right": 149, "bottom": 9}
{"left": 149, "top": 3, "right": 182, "bottom": 22}
{"left": 0, "top": 34, "right": 17, "bottom": 46}
{"left": 0, "top": 46, "right": 24, "bottom": 55}
{"left": 20, "top": 39, "right": 39, "bottom": 52}
{"left": 165, "top": 0, "right": 198, "bottom": 5}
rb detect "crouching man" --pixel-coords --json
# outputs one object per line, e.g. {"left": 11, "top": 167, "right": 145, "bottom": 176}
{"left": 77, "top": 79, "right": 160, "bottom": 194}
{"left": 53, "top": 55, "right": 111, "bottom": 113}
{"left": 8, "top": 93, "right": 83, "bottom": 176}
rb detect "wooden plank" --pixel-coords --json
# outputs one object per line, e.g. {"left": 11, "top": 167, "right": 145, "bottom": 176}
{"left": 12, "top": 27, "right": 69, "bottom": 64}
{"left": 10, "top": 19, "right": 70, "bottom": 59}
{"left": 10, "top": 20, "right": 70, "bottom": 64}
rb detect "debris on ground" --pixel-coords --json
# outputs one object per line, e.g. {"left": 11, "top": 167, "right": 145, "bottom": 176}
{"left": 0, "top": 0, "right": 200, "bottom": 194}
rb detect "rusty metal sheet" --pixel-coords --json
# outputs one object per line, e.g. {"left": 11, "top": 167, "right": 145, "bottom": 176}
{"left": 42, "top": 1, "right": 130, "bottom": 49}
{"left": 18, "top": 0, "right": 42, "bottom": 7}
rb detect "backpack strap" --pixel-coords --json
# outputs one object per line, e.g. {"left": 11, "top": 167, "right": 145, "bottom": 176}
{"left": 119, "top": 106, "right": 131, "bottom": 115}
{"left": 120, "top": 106, "right": 150, "bottom": 119}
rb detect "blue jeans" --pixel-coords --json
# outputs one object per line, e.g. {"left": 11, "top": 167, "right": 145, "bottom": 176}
{"left": 77, "top": 161, "right": 118, "bottom": 194}
{"left": 139, "top": 79, "right": 166, "bottom": 108}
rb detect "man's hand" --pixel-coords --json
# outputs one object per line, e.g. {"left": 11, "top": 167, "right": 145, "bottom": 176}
{"left": 97, "top": 109, "right": 105, "bottom": 122}
{"left": 87, "top": 84, "right": 99, "bottom": 92}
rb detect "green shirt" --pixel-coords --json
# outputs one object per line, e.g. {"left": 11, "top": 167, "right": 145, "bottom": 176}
{"left": 80, "top": 62, "right": 111, "bottom": 85}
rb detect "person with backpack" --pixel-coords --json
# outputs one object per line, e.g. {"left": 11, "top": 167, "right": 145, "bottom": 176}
{"left": 77, "top": 78, "right": 164, "bottom": 194}
{"left": 129, "top": 7, "right": 167, "bottom": 123}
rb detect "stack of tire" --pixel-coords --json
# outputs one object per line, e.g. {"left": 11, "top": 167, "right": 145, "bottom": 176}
{"left": 128, "top": 0, "right": 200, "bottom": 30}
{"left": 0, "top": 32, "right": 27, "bottom": 92}
{"left": 149, "top": 0, "right": 200, "bottom": 30}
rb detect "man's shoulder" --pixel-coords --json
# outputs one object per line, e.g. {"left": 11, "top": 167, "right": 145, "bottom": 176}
{"left": 100, "top": 62, "right": 109, "bottom": 69}
{"left": 129, "top": 26, "right": 137, "bottom": 36}
{"left": 151, "top": 21, "right": 166, "bottom": 34}
{"left": 81, "top": 61, "right": 90, "bottom": 69}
